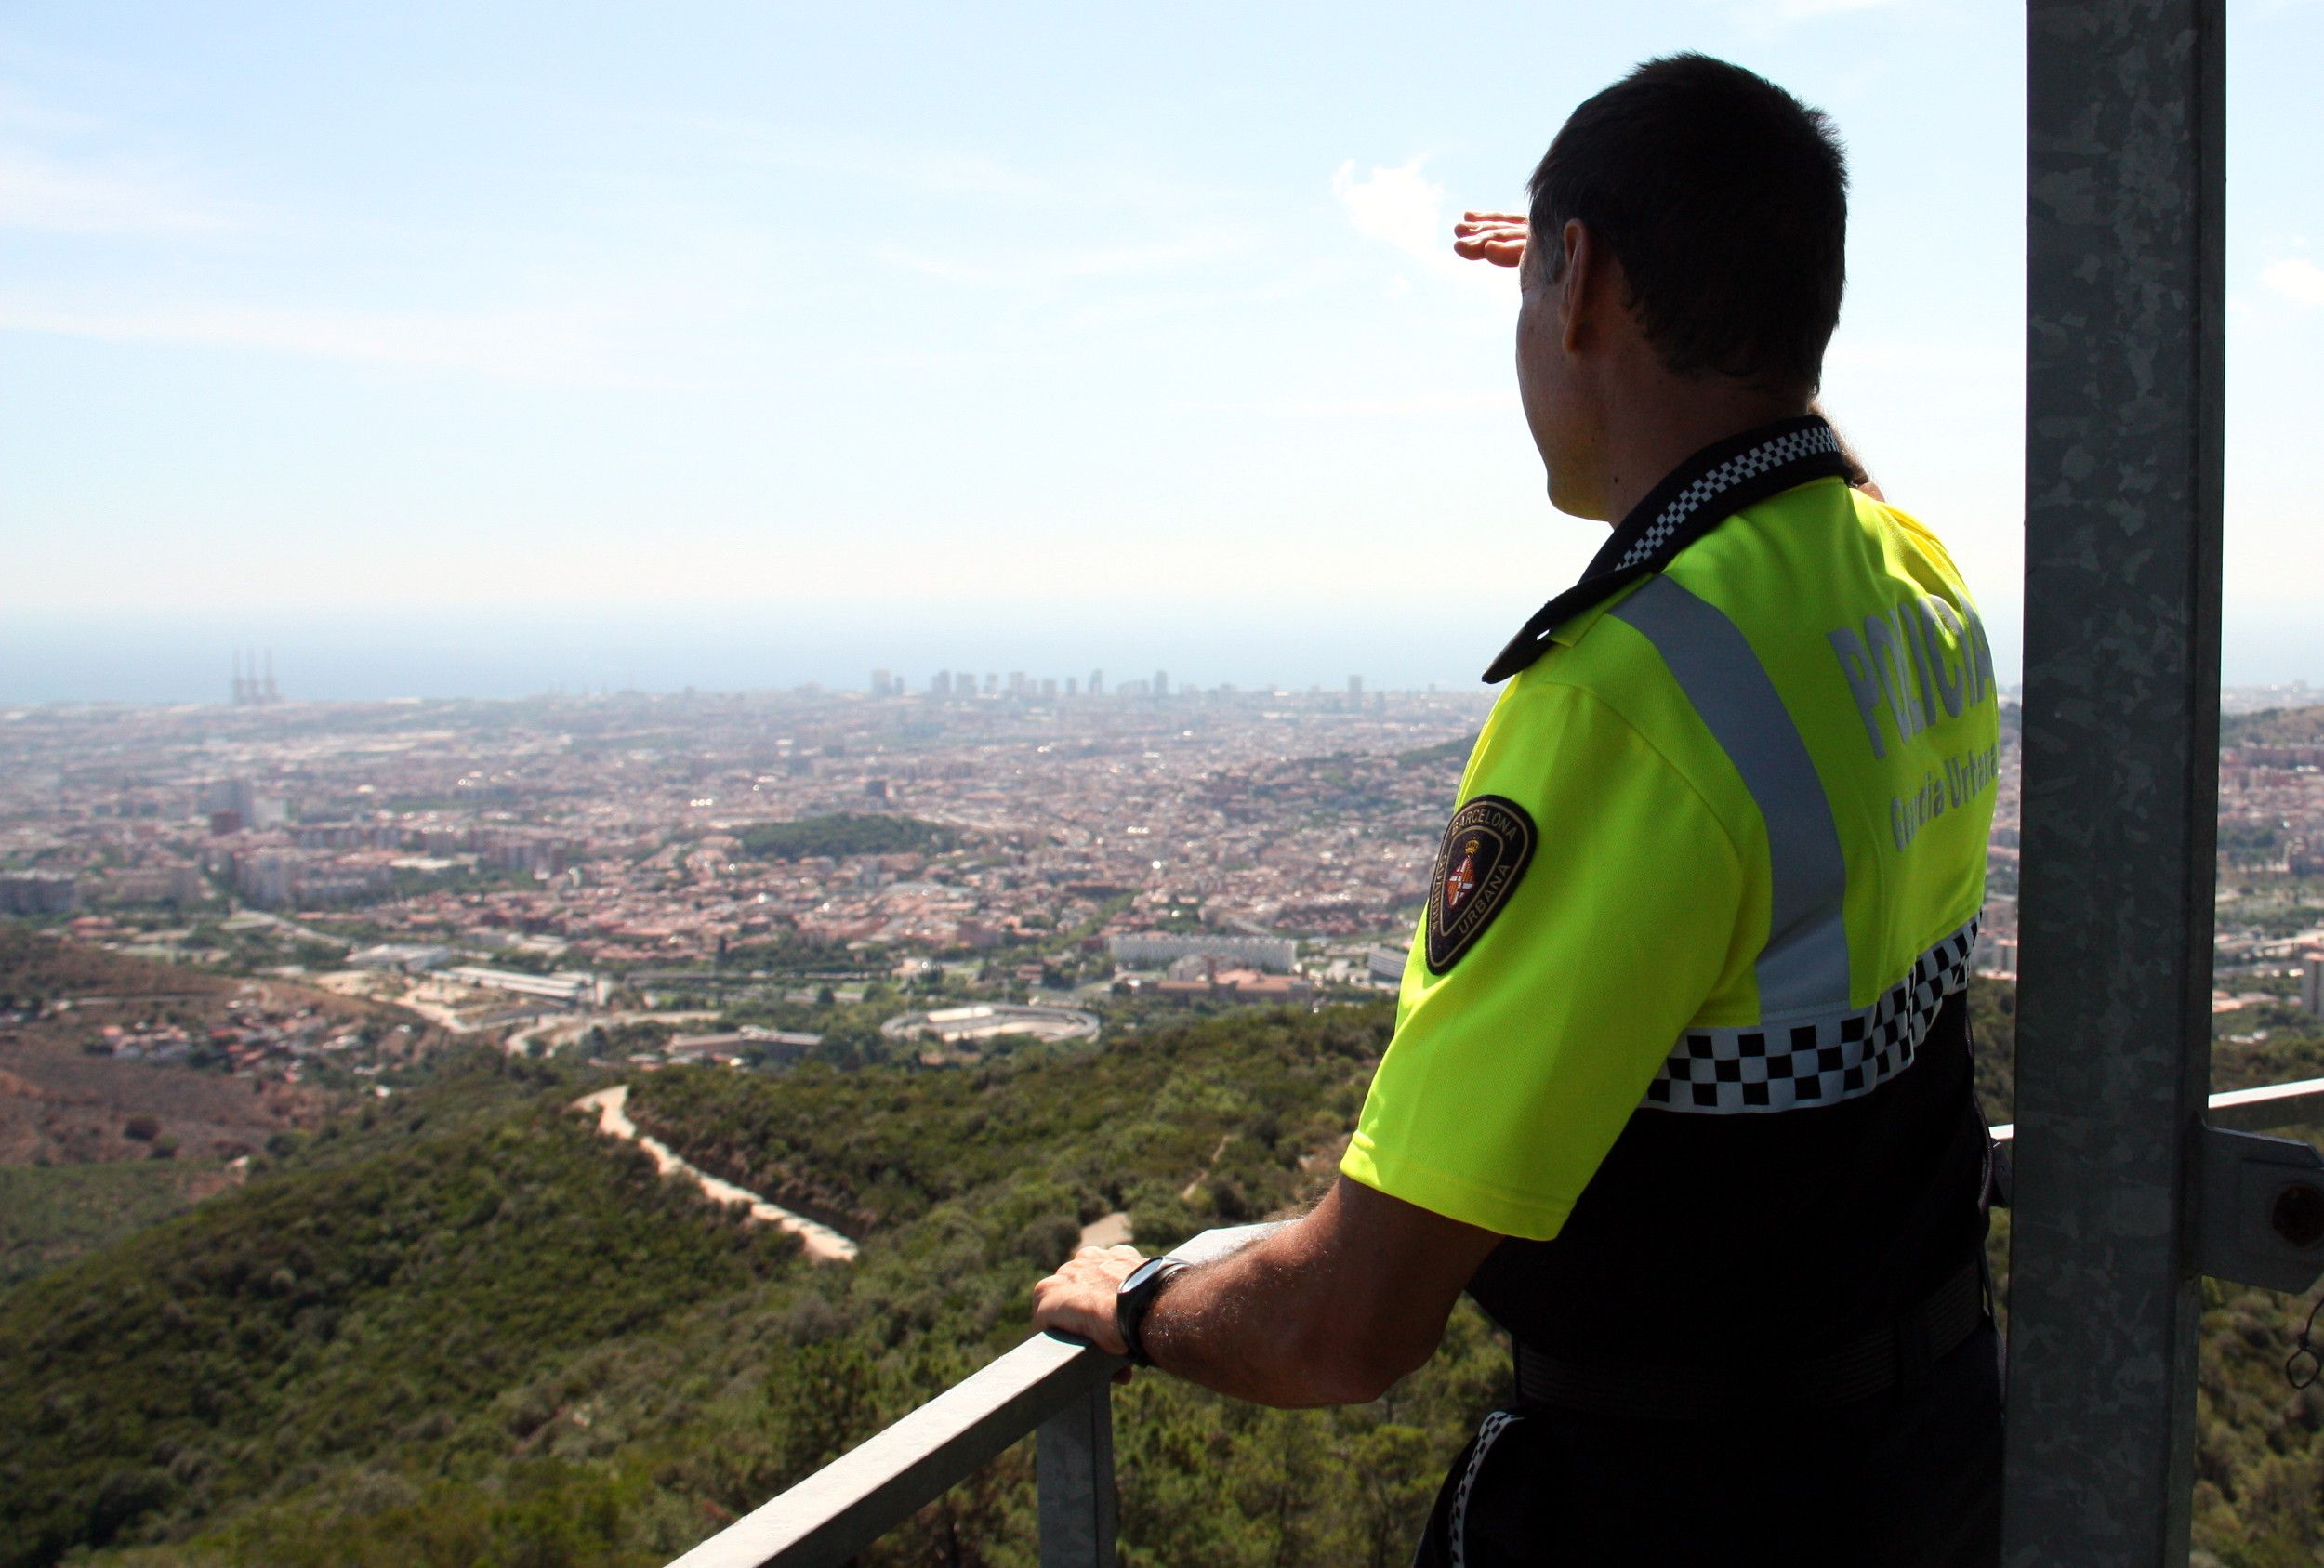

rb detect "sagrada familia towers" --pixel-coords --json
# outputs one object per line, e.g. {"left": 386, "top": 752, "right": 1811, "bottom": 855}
{"left": 230, "top": 649, "right": 282, "bottom": 706}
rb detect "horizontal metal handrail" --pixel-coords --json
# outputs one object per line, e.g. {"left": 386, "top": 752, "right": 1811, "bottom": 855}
{"left": 670, "top": 1222, "right": 1279, "bottom": 1568}
{"left": 673, "top": 1080, "right": 2324, "bottom": 1568}
{"left": 667, "top": 1330, "right": 1117, "bottom": 1568}
{"left": 1987, "top": 1074, "right": 2324, "bottom": 1144}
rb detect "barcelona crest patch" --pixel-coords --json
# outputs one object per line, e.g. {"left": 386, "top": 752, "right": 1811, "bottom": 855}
{"left": 1425, "top": 795, "right": 1538, "bottom": 974}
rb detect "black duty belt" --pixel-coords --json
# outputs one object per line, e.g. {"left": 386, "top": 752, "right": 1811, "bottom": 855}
{"left": 1512, "top": 1259, "right": 1987, "bottom": 1421}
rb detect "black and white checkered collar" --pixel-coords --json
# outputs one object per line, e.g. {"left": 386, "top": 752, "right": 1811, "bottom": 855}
{"left": 1481, "top": 414, "right": 1849, "bottom": 684}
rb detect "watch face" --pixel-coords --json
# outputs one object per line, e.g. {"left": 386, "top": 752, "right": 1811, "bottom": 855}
{"left": 1120, "top": 1258, "right": 1170, "bottom": 1294}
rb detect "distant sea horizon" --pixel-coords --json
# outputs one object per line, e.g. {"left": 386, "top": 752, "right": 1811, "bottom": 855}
{"left": 2, "top": 597, "right": 2316, "bottom": 707}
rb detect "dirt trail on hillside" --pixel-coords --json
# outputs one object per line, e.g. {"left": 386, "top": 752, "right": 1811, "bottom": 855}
{"left": 572, "top": 1086, "right": 856, "bottom": 1262}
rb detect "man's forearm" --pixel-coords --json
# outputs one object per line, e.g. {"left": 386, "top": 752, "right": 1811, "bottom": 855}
{"left": 1028, "top": 1175, "right": 1499, "bottom": 1408}
{"left": 1141, "top": 1230, "right": 1407, "bottom": 1407}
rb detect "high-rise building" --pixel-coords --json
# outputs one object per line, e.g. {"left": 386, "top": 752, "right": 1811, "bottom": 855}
{"left": 235, "top": 850, "right": 300, "bottom": 910}
{"left": 204, "top": 778, "right": 287, "bottom": 830}
{"left": 0, "top": 871, "right": 79, "bottom": 916}
{"left": 1008, "top": 671, "right": 1029, "bottom": 697}
{"left": 984, "top": 673, "right": 999, "bottom": 694}
{"left": 1348, "top": 675, "right": 1364, "bottom": 699}
{"left": 1089, "top": 669, "right": 1104, "bottom": 696}
{"left": 1041, "top": 678, "right": 1059, "bottom": 699}
{"left": 2304, "top": 952, "right": 2324, "bottom": 1017}
{"left": 871, "top": 669, "right": 891, "bottom": 697}
{"left": 931, "top": 670, "right": 952, "bottom": 696}
{"left": 1154, "top": 669, "right": 1169, "bottom": 699}
{"left": 1066, "top": 677, "right": 1079, "bottom": 697}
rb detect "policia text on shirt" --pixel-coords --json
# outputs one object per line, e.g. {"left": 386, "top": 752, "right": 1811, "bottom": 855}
{"left": 1831, "top": 592, "right": 2005, "bottom": 853}
{"left": 1033, "top": 52, "right": 2006, "bottom": 1568}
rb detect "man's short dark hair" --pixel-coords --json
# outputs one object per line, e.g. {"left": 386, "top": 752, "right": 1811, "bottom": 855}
{"left": 1529, "top": 54, "right": 1847, "bottom": 393}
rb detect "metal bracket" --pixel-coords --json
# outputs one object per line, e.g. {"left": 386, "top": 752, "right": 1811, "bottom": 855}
{"left": 2198, "top": 1125, "right": 2324, "bottom": 1294}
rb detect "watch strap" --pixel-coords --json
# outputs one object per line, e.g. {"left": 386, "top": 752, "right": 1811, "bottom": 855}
{"left": 1116, "top": 1258, "right": 1187, "bottom": 1367}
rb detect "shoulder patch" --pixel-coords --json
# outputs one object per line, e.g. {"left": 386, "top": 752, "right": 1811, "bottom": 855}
{"left": 1425, "top": 794, "right": 1538, "bottom": 974}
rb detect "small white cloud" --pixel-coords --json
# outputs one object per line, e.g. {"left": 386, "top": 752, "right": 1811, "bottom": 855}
{"left": 2262, "top": 257, "right": 2324, "bottom": 309}
{"left": 0, "top": 296, "right": 602, "bottom": 383}
{"left": 1330, "top": 157, "right": 1446, "bottom": 265}
{"left": 0, "top": 146, "right": 230, "bottom": 234}
{"left": 0, "top": 90, "right": 102, "bottom": 138}
{"left": 1330, "top": 156, "right": 1510, "bottom": 295}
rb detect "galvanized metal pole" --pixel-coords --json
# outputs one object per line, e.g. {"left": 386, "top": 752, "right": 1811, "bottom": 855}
{"left": 1036, "top": 1381, "right": 1117, "bottom": 1568}
{"left": 2003, "top": 0, "right": 2226, "bottom": 1562}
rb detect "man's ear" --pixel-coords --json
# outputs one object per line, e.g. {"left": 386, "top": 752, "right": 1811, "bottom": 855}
{"left": 1556, "top": 218, "right": 1595, "bottom": 358}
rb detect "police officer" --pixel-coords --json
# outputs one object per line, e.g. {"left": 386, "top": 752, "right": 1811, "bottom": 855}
{"left": 1035, "top": 54, "right": 2004, "bottom": 1566}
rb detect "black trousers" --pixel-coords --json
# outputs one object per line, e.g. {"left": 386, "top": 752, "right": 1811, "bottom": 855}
{"left": 1411, "top": 1322, "right": 2004, "bottom": 1568}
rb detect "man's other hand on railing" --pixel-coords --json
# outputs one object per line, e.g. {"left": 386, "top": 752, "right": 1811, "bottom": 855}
{"left": 1029, "top": 1176, "right": 1500, "bottom": 1409}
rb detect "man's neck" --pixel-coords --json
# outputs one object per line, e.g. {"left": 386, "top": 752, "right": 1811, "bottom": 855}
{"left": 1592, "top": 381, "right": 1812, "bottom": 526}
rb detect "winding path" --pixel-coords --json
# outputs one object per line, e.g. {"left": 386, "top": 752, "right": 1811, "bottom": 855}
{"left": 573, "top": 1085, "right": 857, "bottom": 1262}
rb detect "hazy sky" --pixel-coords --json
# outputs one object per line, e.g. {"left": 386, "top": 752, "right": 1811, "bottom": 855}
{"left": 3, "top": 1, "right": 2319, "bottom": 700}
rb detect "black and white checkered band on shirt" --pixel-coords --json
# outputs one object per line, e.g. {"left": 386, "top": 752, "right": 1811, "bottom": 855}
{"left": 1614, "top": 424, "right": 1844, "bottom": 572}
{"left": 1642, "top": 917, "right": 1979, "bottom": 1115}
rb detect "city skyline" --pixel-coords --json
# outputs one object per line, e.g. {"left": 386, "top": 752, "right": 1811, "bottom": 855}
{"left": 5, "top": 591, "right": 2322, "bottom": 706}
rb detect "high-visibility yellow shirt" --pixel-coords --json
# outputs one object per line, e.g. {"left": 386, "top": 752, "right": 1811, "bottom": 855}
{"left": 1341, "top": 416, "right": 2001, "bottom": 1250}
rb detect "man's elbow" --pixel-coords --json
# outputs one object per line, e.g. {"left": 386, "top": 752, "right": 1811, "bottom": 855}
{"left": 1294, "top": 1321, "right": 1437, "bottom": 1405}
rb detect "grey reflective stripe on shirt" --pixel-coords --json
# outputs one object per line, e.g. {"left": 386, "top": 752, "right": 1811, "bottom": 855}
{"left": 1607, "top": 573, "right": 1975, "bottom": 1115}
{"left": 1607, "top": 574, "right": 1852, "bottom": 1017}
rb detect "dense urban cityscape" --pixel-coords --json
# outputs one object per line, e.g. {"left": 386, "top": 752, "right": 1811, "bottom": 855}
{"left": 2, "top": 672, "right": 2321, "bottom": 1087}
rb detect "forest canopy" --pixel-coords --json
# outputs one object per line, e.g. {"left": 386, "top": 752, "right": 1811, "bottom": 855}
{"left": 732, "top": 813, "right": 960, "bottom": 862}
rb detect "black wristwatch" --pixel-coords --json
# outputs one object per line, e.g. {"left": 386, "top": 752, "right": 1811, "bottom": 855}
{"left": 1115, "top": 1257, "right": 1186, "bottom": 1367}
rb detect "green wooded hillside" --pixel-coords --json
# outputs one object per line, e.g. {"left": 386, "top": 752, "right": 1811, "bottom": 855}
{"left": 5, "top": 998, "right": 2324, "bottom": 1566}
{"left": 732, "top": 814, "right": 958, "bottom": 862}
{"left": 1, "top": 1008, "right": 1508, "bottom": 1568}
{"left": 2222, "top": 705, "right": 2324, "bottom": 747}
{"left": 0, "top": 1056, "right": 790, "bottom": 1568}
{"left": 0, "top": 1162, "right": 216, "bottom": 1288}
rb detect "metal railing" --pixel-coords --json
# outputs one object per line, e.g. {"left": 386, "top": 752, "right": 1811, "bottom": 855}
{"left": 668, "top": 1221, "right": 1276, "bottom": 1568}
{"left": 1988, "top": 1075, "right": 2324, "bottom": 1147}
{"left": 667, "top": 1075, "right": 2324, "bottom": 1568}
{"left": 667, "top": 1328, "right": 1117, "bottom": 1568}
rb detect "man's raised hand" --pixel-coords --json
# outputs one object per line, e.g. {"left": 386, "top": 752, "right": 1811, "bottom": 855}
{"left": 1452, "top": 209, "right": 1529, "bottom": 268}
